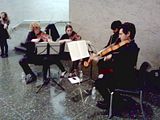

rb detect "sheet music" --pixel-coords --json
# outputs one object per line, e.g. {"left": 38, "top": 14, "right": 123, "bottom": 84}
{"left": 36, "top": 42, "right": 48, "bottom": 55}
{"left": 67, "top": 40, "right": 90, "bottom": 61}
{"left": 49, "top": 42, "right": 60, "bottom": 54}
{"left": 36, "top": 42, "right": 60, "bottom": 55}
{"left": 68, "top": 76, "right": 81, "bottom": 84}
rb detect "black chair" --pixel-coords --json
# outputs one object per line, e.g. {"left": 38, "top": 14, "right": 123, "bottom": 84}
{"left": 108, "top": 85, "right": 145, "bottom": 119}
{"left": 107, "top": 48, "right": 146, "bottom": 119}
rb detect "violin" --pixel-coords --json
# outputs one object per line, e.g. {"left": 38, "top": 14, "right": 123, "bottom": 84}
{"left": 37, "top": 32, "right": 51, "bottom": 42}
{"left": 83, "top": 40, "right": 130, "bottom": 67}
{"left": 69, "top": 33, "right": 81, "bottom": 41}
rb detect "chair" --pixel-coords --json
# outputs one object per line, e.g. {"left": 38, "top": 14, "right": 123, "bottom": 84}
{"left": 108, "top": 87, "right": 145, "bottom": 119}
{"left": 107, "top": 48, "right": 146, "bottom": 119}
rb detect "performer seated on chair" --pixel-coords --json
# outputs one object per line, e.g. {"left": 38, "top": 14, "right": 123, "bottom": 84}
{"left": 89, "top": 22, "right": 139, "bottom": 109}
{"left": 19, "top": 22, "right": 67, "bottom": 84}
{"left": 59, "top": 24, "right": 81, "bottom": 77}
{"left": 98, "top": 20, "right": 122, "bottom": 72}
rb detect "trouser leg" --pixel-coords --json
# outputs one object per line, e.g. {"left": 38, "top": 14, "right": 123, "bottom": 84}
{"left": 19, "top": 57, "right": 35, "bottom": 76}
{"left": 4, "top": 39, "right": 8, "bottom": 55}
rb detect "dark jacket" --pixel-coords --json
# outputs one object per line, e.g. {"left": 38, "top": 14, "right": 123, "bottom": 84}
{"left": 104, "top": 32, "right": 119, "bottom": 48}
{"left": 25, "top": 31, "right": 39, "bottom": 43}
{"left": 0, "top": 22, "right": 10, "bottom": 40}
{"left": 111, "top": 40, "right": 139, "bottom": 88}
{"left": 59, "top": 31, "right": 78, "bottom": 53}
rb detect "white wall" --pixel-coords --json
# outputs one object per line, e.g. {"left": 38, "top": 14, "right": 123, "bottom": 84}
{"left": 0, "top": 0, "right": 69, "bottom": 27}
{"left": 70, "top": 0, "right": 160, "bottom": 68}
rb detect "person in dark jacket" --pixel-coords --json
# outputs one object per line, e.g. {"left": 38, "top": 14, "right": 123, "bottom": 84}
{"left": 19, "top": 22, "right": 66, "bottom": 84}
{"left": 0, "top": 12, "right": 10, "bottom": 58}
{"left": 104, "top": 20, "right": 122, "bottom": 48}
{"left": 91, "top": 22, "right": 139, "bottom": 109}
{"left": 59, "top": 25, "right": 81, "bottom": 77}
{"left": 98, "top": 20, "right": 122, "bottom": 72}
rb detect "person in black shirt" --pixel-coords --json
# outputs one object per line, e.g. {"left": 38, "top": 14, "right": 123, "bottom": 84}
{"left": 104, "top": 20, "right": 122, "bottom": 47}
{"left": 59, "top": 25, "right": 81, "bottom": 77}
{"left": 91, "top": 22, "right": 139, "bottom": 109}
{"left": 98, "top": 20, "right": 122, "bottom": 72}
{"left": 19, "top": 22, "right": 66, "bottom": 84}
{"left": 0, "top": 12, "right": 10, "bottom": 58}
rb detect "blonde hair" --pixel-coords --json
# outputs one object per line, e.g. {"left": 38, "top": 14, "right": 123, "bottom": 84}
{"left": 29, "top": 22, "right": 41, "bottom": 31}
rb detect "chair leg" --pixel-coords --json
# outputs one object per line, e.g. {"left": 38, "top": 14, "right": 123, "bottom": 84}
{"left": 140, "top": 91, "right": 146, "bottom": 120}
{"left": 109, "top": 92, "right": 114, "bottom": 119}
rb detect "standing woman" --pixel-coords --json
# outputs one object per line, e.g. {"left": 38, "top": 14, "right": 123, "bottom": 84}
{"left": 0, "top": 12, "right": 10, "bottom": 58}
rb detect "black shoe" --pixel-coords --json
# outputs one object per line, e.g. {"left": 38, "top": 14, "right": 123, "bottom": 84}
{"left": 96, "top": 100, "right": 109, "bottom": 109}
{"left": 60, "top": 71, "right": 67, "bottom": 78}
{"left": 1, "top": 54, "right": 6, "bottom": 58}
{"left": 25, "top": 74, "right": 37, "bottom": 84}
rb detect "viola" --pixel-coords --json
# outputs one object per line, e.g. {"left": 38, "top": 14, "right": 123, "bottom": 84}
{"left": 83, "top": 40, "right": 130, "bottom": 67}
{"left": 69, "top": 33, "right": 81, "bottom": 41}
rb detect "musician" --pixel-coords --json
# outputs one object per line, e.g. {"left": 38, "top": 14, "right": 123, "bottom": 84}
{"left": 0, "top": 12, "right": 10, "bottom": 58}
{"left": 19, "top": 22, "right": 66, "bottom": 84}
{"left": 91, "top": 22, "right": 139, "bottom": 109}
{"left": 105, "top": 20, "right": 122, "bottom": 47}
{"left": 59, "top": 25, "right": 81, "bottom": 77}
{"left": 98, "top": 20, "right": 122, "bottom": 72}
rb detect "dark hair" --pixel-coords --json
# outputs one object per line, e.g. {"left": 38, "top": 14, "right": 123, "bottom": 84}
{"left": 111, "top": 20, "right": 122, "bottom": 30}
{"left": 65, "top": 24, "right": 73, "bottom": 31}
{"left": 121, "top": 22, "right": 136, "bottom": 39}
{"left": 1, "top": 12, "right": 10, "bottom": 24}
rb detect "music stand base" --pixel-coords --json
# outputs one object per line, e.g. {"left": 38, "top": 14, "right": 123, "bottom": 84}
{"left": 36, "top": 78, "right": 65, "bottom": 93}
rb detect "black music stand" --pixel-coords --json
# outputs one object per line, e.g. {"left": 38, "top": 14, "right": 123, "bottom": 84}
{"left": 36, "top": 42, "right": 65, "bottom": 93}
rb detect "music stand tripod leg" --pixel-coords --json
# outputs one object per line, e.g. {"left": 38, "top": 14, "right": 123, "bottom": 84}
{"left": 36, "top": 66, "right": 65, "bottom": 93}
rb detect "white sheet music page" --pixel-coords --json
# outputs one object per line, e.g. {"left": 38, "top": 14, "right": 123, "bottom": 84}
{"left": 68, "top": 76, "right": 81, "bottom": 84}
{"left": 36, "top": 42, "right": 48, "bottom": 55}
{"left": 49, "top": 42, "right": 60, "bottom": 54}
{"left": 67, "top": 40, "right": 89, "bottom": 61}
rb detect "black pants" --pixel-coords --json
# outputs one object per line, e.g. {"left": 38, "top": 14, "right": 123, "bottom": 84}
{"left": 19, "top": 55, "right": 65, "bottom": 80}
{"left": 0, "top": 38, "right": 8, "bottom": 55}
{"left": 59, "top": 51, "right": 80, "bottom": 73}
{"left": 95, "top": 74, "right": 114, "bottom": 102}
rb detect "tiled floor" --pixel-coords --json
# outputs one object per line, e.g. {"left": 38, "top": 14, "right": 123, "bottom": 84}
{"left": 0, "top": 24, "right": 160, "bottom": 120}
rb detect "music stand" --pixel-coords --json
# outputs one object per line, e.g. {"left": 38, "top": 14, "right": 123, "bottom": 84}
{"left": 36, "top": 42, "right": 65, "bottom": 93}
{"left": 67, "top": 40, "right": 91, "bottom": 103}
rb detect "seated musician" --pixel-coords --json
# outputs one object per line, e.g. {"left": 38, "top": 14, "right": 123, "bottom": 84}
{"left": 59, "top": 24, "right": 81, "bottom": 77}
{"left": 105, "top": 20, "right": 122, "bottom": 47}
{"left": 88, "top": 22, "right": 139, "bottom": 109}
{"left": 98, "top": 20, "right": 122, "bottom": 72}
{"left": 19, "top": 22, "right": 66, "bottom": 84}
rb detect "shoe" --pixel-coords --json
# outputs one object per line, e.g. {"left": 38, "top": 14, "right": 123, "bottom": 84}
{"left": 68, "top": 72, "right": 76, "bottom": 78}
{"left": 96, "top": 100, "right": 109, "bottom": 109}
{"left": 25, "top": 74, "right": 37, "bottom": 84}
{"left": 1, "top": 54, "right": 6, "bottom": 58}
{"left": 60, "top": 71, "right": 67, "bottom": 78}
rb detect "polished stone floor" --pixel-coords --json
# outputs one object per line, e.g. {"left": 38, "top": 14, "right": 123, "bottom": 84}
{"left": 0, "top": 24, "right": 160, "bottom": 120}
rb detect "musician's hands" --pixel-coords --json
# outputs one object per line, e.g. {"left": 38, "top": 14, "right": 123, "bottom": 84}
{"left": 90, "top": 53, "right": 99, "bottom": 62}
{"left": 47, "top": 38, "right": 53, "bottom": 42}
{"left": 104, "top": 54, "right": 112, "bottom": 61}
{"left": 31, "top": 38, "right": 40, "bottom": 43}
{"left": 3, "top": 23, "right": 8, "bottom": 29}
